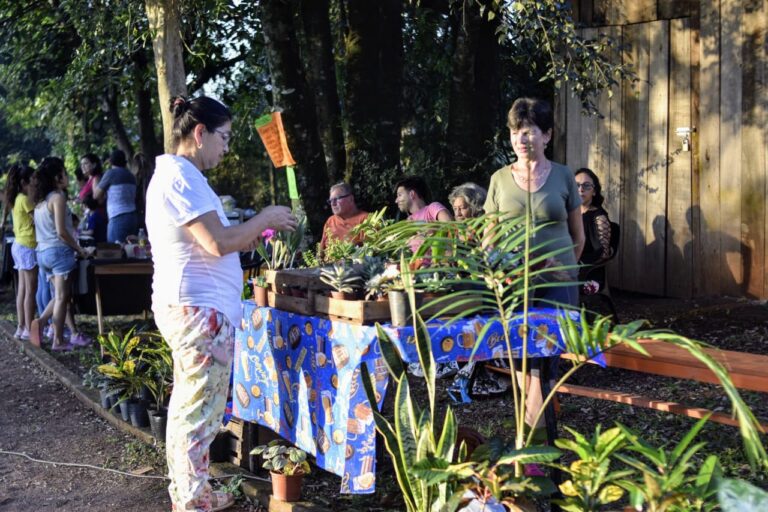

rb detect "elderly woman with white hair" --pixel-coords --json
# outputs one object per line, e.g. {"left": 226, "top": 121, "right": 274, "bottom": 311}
{"left": 448, "top": 182, "right": 487, "bottom": 221}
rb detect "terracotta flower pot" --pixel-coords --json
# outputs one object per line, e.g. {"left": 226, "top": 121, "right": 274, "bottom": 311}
{"left": 253, "top": 286, "right": 268, "bottom": 307}
{"left": 270, "top": 472, "right": 303, "bottom": 502}
{"left": 330, "top": 290, "right": 355, "bottom": 300}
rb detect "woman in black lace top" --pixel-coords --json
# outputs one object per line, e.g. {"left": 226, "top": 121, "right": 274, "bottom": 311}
{"left": 575, "top": 168, "right": 612, "bottom": 286}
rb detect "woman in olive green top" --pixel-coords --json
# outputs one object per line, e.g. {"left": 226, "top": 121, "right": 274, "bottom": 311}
{"left": 484, "top": 98, "right": 584, "bottom": 453}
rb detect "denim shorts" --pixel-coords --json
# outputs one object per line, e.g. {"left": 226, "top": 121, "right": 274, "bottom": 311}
{"left": 38, "top": 246, "right": 77, "bottom": 281}
{"left": 11, "top": 242, "right": 37, "bottom": 271}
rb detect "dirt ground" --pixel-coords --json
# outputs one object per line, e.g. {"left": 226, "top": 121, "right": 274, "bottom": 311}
{"left": 0, "top": 284, "right": 262, "bottom": 512}
{"left": 1, "top": 284, "right": 766, "bottom": 511}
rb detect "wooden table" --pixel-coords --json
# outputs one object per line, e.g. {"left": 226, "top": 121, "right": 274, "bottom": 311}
{"left": 91, "top": 259, "right": 153, "bottom": 336}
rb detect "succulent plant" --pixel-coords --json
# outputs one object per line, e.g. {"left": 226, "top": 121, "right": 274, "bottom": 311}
{"left": 320, "top": 263, "right": 362, "bottom": 293}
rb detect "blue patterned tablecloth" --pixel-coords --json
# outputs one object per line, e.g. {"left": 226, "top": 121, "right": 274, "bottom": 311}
{"left": 232, "top": 301, "right": 572, "bottom": 494}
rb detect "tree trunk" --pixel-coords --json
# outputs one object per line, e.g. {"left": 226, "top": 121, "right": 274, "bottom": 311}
{"left": 260, "top": 0, "right": 329, "bottom": 239}
{"left": 377, "top": 0, "right": 404, "bottom": 176}
{"left": 132, "top": 47, "right": 162, "bottom": 160}
{"left": 299, "top": 0, "right": 346, "bottom": 184}
{"left": 446, "top": 2, "right": 500, "bottom": 181}
{"left": 145, "top": 0, "right": 188, "bottom": 153}
{"left": 343, "top": 0, "right": 380, "bottom": 181}
{"left": 103, "top": 87, "right": 134, "bottom": 160}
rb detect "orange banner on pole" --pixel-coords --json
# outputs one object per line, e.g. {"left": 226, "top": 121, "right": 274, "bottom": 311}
{"left": 254, "top": 112, "right": 295, "bottom": 168}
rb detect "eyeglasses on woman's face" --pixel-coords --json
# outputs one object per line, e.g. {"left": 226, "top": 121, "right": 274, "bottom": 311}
{"left": 214, "top": 128, "right": 233, "bottom": 145}
{"left": 327, "top": 193, "right": 351, "bottom": 206}
{"left": 577, "top": 182, "right": 594, "bottom": 191}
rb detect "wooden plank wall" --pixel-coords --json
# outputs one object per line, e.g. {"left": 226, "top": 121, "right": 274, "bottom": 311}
{"left": 558, "top": 0, "right": 768, "bottom": 299}
{"left": 666, "top": 18, "right": 694, "bottom": 298}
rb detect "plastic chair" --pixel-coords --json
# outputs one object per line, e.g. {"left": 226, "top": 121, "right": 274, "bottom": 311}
{"left": 580, "top": 221, "right": 620, "bottom": 321}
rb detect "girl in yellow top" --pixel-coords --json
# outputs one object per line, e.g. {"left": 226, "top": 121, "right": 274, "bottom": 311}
{"left": 4, "top": 164, "right": 38, "bottom": 340}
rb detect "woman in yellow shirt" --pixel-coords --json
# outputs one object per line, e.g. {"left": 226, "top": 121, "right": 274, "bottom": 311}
{"left": 4, "top": 164, "right": 38, "bottom": 340}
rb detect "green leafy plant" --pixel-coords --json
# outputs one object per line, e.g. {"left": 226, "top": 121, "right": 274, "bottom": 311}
{"left": 322, "top": 236, "right": 356, "bottom": 264}
{"left": 251, "top": 440, "right": 310, "bottom": 476}
{"left": 216, "top": 474, "right": 245, "bottom": 499}
{"left": 347, "top": 207, "right": 393, "bottom": 258}
{"left": 412, "top": 437, "right": 559, "bottom": 510}
{"left": 614, "top": 415, "right": 723, "bottom": 512}
{"left": 141, "top": 333, "right": 173, "bottom": 412}
{"left": 301, "top": 243, "right": 322, "bottom": 268}
{"left": 553, "top": 425, "right": 633, "bottom": 511}
{"left": 252, "top": 275, "right": 268, "bottom": 288}
{"left": 361, "top": 260, "right": 461, "bottom": 512}
{"left": 82, "top": 364, "right": 112, "bottom": 390}
{"left": 320, "top": 262, "right": 361, "bottom": 294}
{"left": 366, "top": 213, "right": 767, "bottom": 511}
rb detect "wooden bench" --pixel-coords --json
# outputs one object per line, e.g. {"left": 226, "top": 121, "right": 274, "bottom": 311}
{"left": 487, "top": 339, "right": 768, "bottom": 431}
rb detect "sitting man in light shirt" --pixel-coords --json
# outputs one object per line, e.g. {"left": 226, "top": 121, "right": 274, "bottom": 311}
{"left": 394, "top": 176, "right": 453, "bottom": 254}
{"left": 395, "top": 175, "right": 453, "bottom": 223}
{"left": 319, "top": 182, "right": 369, "bottom": 253}
{"left": 394, "top": 176, "right": 457, "bottom": 379}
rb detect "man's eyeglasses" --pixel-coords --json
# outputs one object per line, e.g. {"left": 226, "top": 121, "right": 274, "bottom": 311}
{"left": 215, "top": 129, "right": 233, "bottom": 144}
{"left": 577, "top": 182, "right": 594, "bottom": 190}
{"left": 327, "top": 193, "right": 351, "bottom": 205}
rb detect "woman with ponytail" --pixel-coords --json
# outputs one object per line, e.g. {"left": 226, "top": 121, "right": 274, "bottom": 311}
{"left": 4, "top": 164, "right": 38, "bottom": 340}
{"left": 147, "top": 96, "right": 297, "bottom": 511}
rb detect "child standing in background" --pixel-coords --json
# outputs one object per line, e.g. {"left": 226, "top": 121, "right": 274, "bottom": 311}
{"left": 4, "top": 164, "right": 38, "bottom": 340}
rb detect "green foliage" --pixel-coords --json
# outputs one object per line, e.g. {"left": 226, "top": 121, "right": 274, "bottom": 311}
{"left": 614, "top": 416, "right": 723, "bottom": 512}
{"left": 412, "top": 440, "right": 560, "bottom": 509}
{"left": 216, "top": 474, "right": 245, "bottom": 499}
{"left": 319, "top": 262, "right": 361, "bottom": 293}
{"left": 254, "top": 212, "right": 306, "bottom": 270}
{"left": 322, "top": 236, "right": 357, "bottom": 264}
{"left": 251, "top": 440, "right": 310, "bottom": 476}
{"left": 494, "top": 0, "right": 636, "bottom": 117}
{"left": 553, "top": 426, "right": 633, "bottom": 511}
{"left": 360, "top": 264, "right": 461, "bottom": 512}
{"left": 140, "top": 333, "right": 174, "bottom": 411}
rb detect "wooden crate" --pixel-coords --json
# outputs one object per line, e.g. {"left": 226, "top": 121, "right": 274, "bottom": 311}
{"left": 264, "top": 268, "right": 326, "bottom": 293}
{"left": 314, "top": 295, "right": 391, "bottom": 324}
{"left": 267, "top": 290, "right": 316, "bottom": 316}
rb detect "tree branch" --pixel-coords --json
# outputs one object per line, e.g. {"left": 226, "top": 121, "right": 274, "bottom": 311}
{"left": 187, "top": 54, "right": 247, "bottom": 93}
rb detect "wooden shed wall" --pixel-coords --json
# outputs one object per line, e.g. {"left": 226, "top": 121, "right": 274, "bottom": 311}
{"left": 555, "top": 0, "right": 768, "bottom": 299}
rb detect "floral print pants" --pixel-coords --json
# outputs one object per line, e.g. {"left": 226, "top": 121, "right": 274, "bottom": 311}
{"left": 155, "top": 305, "right": 234, "bottom": 512}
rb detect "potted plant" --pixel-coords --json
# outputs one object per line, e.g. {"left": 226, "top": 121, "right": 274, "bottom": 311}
{"left": 250, "top": 440, "right": 310, "bottom": 502}
{"left": 142, "top": 333, "right": 174, "bottom": 441}
{"left": 83, "top": 364, "right": 117, "bottom": 410}
{"left": 96, "top": 328, "right": 145, "bottom": 422}
{"left": 251, "top": 275, "right": 269, "bottom": 307}
{"left": 320, "top": 262, "right": 361, "bottom": 300}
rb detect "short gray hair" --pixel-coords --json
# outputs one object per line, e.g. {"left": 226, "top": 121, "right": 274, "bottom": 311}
{"left": 329, "top": 182, "right": 353, "bottom": 196}
{"left": 448, "top": 182, "right": 487, "bottom": 218}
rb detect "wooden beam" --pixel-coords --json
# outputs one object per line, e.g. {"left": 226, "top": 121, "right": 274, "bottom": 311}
{"left": 557, "top": 383, "right": 767, "bottom": 432}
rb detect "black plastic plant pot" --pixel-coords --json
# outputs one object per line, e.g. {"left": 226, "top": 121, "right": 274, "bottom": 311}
{"left": 148, "top": 409, "right": 167, "bottom": 441}
{"left": 128, "top": 400, "right": 149, "bottom": 428}
{"left": 99, "top": 388, "right": 114, "bottom": 409}
{"left": 118, "top": 399, "right": 131, "bottom": 421}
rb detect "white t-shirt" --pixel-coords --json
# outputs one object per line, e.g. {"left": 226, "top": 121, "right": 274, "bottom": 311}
{"left": 146, "top": 154, "right": 242, "bottom": 326}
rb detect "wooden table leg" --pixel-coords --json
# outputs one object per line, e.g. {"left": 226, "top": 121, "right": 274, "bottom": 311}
{"left": 540, "top": 357, "right": 562, "bottom": 512}
{"left": 95, "top": 275, "right": 104, "bottom": 357}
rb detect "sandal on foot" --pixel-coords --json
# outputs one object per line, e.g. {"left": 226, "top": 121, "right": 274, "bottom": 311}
{"left": 69, "top": 333, "right": 92, "bottom": 346}
{"left": 211, "top": 491, "right": 235, "bottom": 511}
{"left": 29, "top": 319, "right": 43, "bottom": 347}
